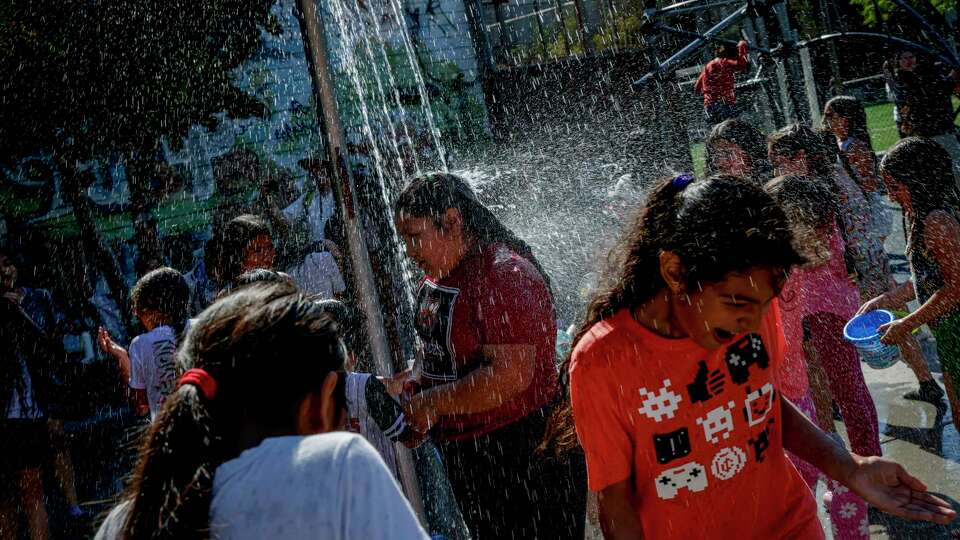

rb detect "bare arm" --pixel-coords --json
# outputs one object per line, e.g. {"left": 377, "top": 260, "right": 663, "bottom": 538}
{"left": 903, "top": 211, "right": 960, "bottom": 328}
{"left": 858, "top": 280, "right": 915, "bottom": 315}
{"left": 803, "top": 340, "right": 836, "bottom": 432}
{"left": 405, "top": 344, "right": 535, "bottom": 430}
{"left": 598, "top": 480, "right": 644, "bottom": 540}
{"left": 781, "top": 395, "right": 956, "bottom": 524}
{"left": 847, "top": 140, "right": 881, "bottom": 193}
{"left": 97, "top": 327, "right": 130, "bottom": 383}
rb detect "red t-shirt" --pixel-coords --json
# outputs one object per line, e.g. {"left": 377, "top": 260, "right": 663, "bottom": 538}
{"left": 414, "top": 243, "right": 558, "bottom": 441}
{"left": 694, "top": 41, "right": 749, "bottom": 109}
{"left": 570, "top": 307, "right": 822, "bottom": 539}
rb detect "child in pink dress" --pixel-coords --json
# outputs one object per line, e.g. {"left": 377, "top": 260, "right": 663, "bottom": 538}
{"left": 768, "top": 175, "right": 881, "bottom": 540}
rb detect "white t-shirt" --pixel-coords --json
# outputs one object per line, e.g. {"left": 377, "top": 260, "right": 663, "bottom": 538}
{"left": 128, "top": 325, "right": 179, "bottom": 420}
{"left": 282, "top": 190, "right": 336, "bottom": 244}
{"left": 94, "top": 433, "right": 429, "bottom": 540}
{"left": 287, "top": 251, "right": 346, "bottom": 299}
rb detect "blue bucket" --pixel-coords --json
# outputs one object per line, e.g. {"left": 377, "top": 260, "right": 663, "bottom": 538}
{"left": 843, "top": 310, "right": 901, "bottom": 369}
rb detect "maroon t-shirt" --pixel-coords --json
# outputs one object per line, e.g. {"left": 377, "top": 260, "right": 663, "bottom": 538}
{"left": 415, "top": 243, "right": 558, "bottom": 441}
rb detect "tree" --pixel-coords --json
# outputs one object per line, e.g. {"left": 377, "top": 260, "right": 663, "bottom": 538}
{"left": 849, "top": 0, "right": 951, "bottom": 29}
{"left": 1, "top": 0, "right": 278, "bottom": 318}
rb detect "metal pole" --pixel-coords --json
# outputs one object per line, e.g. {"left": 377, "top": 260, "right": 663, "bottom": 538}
{"left": 888, "top": 0, "right": 960, "bottom": 65}
{"left": 554, "top": 0, "right": 571, "bottom": 56}
{"left": 633, "top": 4, "right": 748, "bottom": 90}
{"left": 772, "top": 0, "right": 808, "bottom": 122}
{"left": 293, "top": 0, "right": 426, "bottom": 523}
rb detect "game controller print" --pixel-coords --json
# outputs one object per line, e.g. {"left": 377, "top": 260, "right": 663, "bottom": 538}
{"left": 723, "top": 333, "right": 770, "bottom": 385}
{"left": 654, "top": 461, "right": 709, "bottom": 500}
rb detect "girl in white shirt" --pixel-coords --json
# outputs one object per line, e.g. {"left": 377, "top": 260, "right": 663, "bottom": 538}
{"left": 95, "top": 282, "right": 427, "bottom": 540}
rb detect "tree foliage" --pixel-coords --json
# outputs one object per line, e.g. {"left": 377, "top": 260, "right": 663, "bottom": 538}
{"left": 849, "top": 0, "right": 951, "bottom": 29}
{"left": 0, "top": 0, "right": 278, "bottom": 165}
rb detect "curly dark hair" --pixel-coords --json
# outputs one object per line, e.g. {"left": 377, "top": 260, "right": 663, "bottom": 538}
{"left": 540, "top": 174, "right": 804, "bottom": 455}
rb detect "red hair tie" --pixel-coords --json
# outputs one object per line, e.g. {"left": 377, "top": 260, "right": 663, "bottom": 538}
{"left": 178, "top": 368, "right": 218, "bottom": 401}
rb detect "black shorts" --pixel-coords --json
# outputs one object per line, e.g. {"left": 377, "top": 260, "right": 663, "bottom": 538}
{"left": 0, "top": 419, "right": 51, "bottom": 476}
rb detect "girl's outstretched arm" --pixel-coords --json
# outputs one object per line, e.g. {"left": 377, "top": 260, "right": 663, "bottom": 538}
{"left": 858, "top": 280, "right": 915, "bottom": 316}
{"left": 597, "top": 480, "right": 644, "bottom": 540}
{"left": 881, "top": 211, "right": 960, "bottom": 343}
{"left": 781, "top": 396, "right": 956, "bottom": 525}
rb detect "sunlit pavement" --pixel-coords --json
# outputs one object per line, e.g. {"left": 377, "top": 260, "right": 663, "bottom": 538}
{"left": 820, "top": 203, "right": 960, "bottom": 539}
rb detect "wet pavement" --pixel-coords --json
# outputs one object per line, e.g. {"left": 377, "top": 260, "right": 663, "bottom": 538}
{"left": 820, "top": 203, "right": 960, "bottom": 539}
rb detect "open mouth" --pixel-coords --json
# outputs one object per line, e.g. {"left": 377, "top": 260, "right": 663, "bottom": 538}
{"left": 713, "top": 328, "right": 735, "bottom": 344}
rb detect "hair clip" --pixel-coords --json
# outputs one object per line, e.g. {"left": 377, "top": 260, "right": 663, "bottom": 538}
{"left": 672, "top": 174, "right": 695, "bottom": 191}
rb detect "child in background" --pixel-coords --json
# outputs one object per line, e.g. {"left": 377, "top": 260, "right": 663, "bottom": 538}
{"left": 98, "top": 267, "right": 190, "bottom": 420}
{"left": 866, "top": 137, "right": 960, "bottom": 434}
{"left": 769, "top": 124, "right": 943, "bottom": 404}
{"left": 705, "top": 118, "right": 774, "bottom": 186}
{"left": 94, "top": 282, "right": 428, "bottom": 540}
{"left": 542, "top": 175, "right": 954, "bottom": 538}
{"left": 695, "top": 40, "right": 750, "bottom": 124}
{"left": 823, "top": 96, "right": 888, "bottom": 232}
{"left": 766, "top": 175, "right": 878, "bottom": 540}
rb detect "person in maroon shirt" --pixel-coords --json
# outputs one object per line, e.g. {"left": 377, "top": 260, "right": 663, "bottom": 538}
{"left": 695, "top": 40, "right": 750, "bottom": 125}
{"left": 394, "top": 172, "right": 586, "bottom": 539}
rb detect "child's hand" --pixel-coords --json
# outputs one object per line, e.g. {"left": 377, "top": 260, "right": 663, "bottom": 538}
{"left": 403, "top": 394, "right": 438, "bottom": 434}
{"left": 380, "top": 368, "right": 413, "bottom": 397}
{"left": 857, "top": 293, "right": 893, "bottom": 316}
{"left": 879, "top": 319, "right": 913, "bottom": 345}
{"left": 843, "top": 455, "right": 956, "bottom": 525}
{"left": 97, "top": 327, "right": 127, "bottom": 360}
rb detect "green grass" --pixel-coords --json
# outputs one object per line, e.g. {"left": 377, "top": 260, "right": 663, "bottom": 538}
{"left": 864, "top": 102, "right": 900, "bottom": 152}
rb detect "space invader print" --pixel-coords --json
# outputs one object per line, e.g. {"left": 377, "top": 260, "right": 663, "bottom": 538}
{"left": 749, "top": 419, "right": 775, "bottom": 462}
{"left": 695, "top": 401, "right": 736, "bottom": 444}
{"left": 637, "top": 379, "right": 683, "bottom": 423}
{"left": 724, "top": 333, "right": 770, "bottom": 385}
{"left": 654, "top": 461, "right": 709, "bottom": 500}
{"left": 742, "top": 383, "right": 776, "bottom": 427}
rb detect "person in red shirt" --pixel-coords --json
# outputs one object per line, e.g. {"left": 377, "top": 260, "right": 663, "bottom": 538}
{"left": 394, "top": 172, "right": 586, "bottom": 539}
{"left": 695, "top": 40, "right": 750, "bottom": 125}
{"left": 542, "top": 175, "right": 955, "bottom": 539}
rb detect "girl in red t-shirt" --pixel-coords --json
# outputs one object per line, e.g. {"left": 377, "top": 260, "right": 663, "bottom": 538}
{"left": 394, "top": 172, "right": 586, "bottom": 539}
{"left": 542, "top": 175, "right": 954, "bottom": 539}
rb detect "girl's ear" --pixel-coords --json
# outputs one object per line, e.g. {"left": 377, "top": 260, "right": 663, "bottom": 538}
{"left": 296, "top": 372, "right": 341, "bottom": 435}
{"left": 659, "top": 251, "right": 686, "bottom": 294}
{"left": 441, "top": 207, "right": 464, "bottom": 237}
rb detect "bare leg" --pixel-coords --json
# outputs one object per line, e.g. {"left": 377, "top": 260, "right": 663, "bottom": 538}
{"left": 19, "top": 468, "right": 50, "bottom": 540}
{"left": 0, "top": 498, "right": 18, "bottom": 540}
{"left": 48, "top": 420, "right": 80, "bottom": 510}
{"left": 944, "top": 371, "right": 960, "bottom": 435}
{"left": 900, "top": 331, "right": 933, "bottom": 382}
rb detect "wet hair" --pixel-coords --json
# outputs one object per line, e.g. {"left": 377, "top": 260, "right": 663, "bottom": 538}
{"left": 215, "top": 215, "right": 271, "bottom": 285}
{"left": 235, "top": 268, "right": 294, "bottom": 289}
{"left": 880, "top": 137, "right": 960, "bottom": 241}
{"left": 764, "top": 175, "right": 837, "bottom": 267}
{"left": 823, "top": 96, "right": 872, "bottom": 147}
{"left": 395, "top": 172, "right": 553, "bottom": 296}
{"left": 541, "top": 175, "right": 804, "bottom": 454}
{"left": 715, "top": 42, "right": 738, "bottom": 59}
{"left": 130, "top": 267, "right": 190, "bottom": 336}
{"left": 705, "top": 119, "right": 774, "bottom": 185}
{"left": 767, "top": 124, "right": 837, "bottom": 180}
{"left": 117, "top": 282, "right": 348, "bottom": 539}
